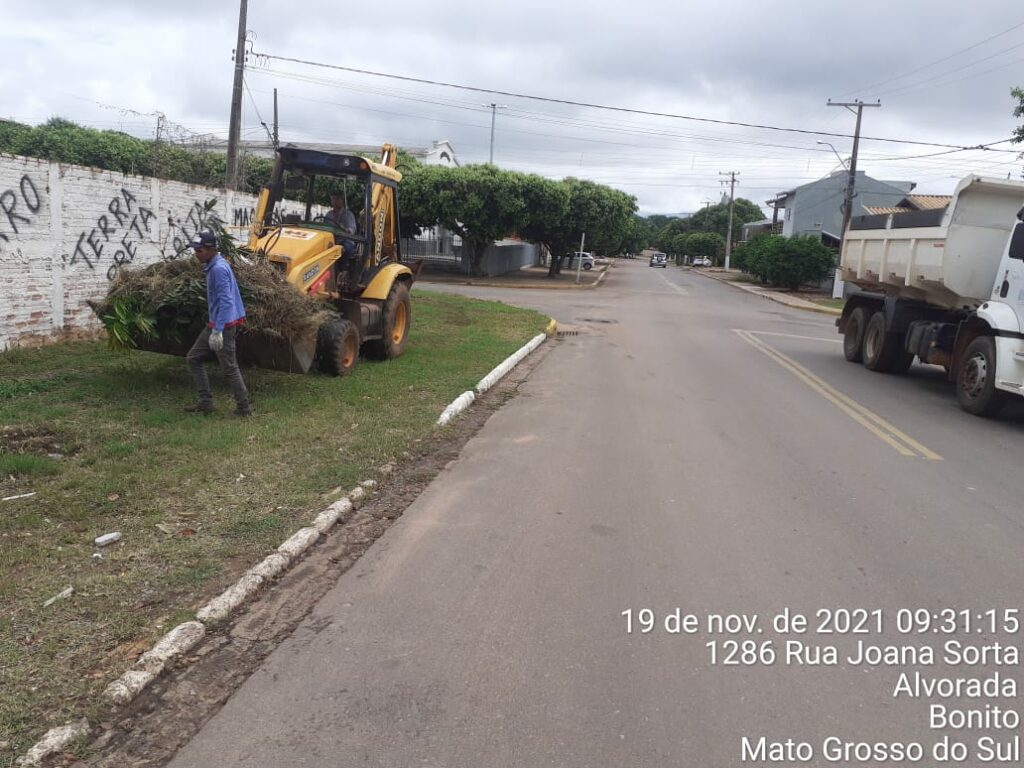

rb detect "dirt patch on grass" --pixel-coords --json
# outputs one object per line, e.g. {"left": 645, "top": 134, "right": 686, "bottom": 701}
{"left": 0, "top": 425, "right": 73, "bottom": 457}
{"left": 68, "top": 342, "right": 553, "bottom": 768}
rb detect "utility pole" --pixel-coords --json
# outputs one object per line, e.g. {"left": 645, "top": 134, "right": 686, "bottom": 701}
{"left": 487, "top": 103, "right": 507, "bottom": 164}
{"left": 272, "top": 87, "right": 279, "bottom": 148}
{"left": 719, "top": 171, "right": 739, "bottom": 270}
{"left": 827, "top": 99, "right": 880, "bottom": 241}
{"left": 226, "top": 0, "right": 248, "bottom": 190}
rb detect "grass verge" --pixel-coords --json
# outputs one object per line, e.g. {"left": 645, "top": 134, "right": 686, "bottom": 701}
{"left": 0, "top": 289, "right": 547, "bottom": 756}
{"left": 808, "top": 297, "right": 846, "bottom": 310}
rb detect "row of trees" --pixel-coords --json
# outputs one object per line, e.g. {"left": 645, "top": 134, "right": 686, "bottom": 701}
{"left": 639, "top": 198, "right": 766, "bottom": 264}
{"left": 401, "top": 164, "right": 638, "bottom": 275}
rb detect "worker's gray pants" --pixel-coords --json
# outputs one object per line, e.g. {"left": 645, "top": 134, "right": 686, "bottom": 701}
{"left": 187, "top": 326, "right": 250, "bottom": 411}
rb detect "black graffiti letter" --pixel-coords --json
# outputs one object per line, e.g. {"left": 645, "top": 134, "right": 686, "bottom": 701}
{"left": 108, "top": 197, "right": 128, "bottom": 227}
{"left": 97, "top": 215, "right": 115, "bottom": 241}
{"left": 0, "top": 190, "right": 29, "bottom": 235}
{"left": 20, "top": 175, "right": 40, "bottom": 213}
{"left": 69, "top": 232, "right": 94, "bottom": 268}
{"left": 121, "top": 188, "right": 137, "bottom": 211}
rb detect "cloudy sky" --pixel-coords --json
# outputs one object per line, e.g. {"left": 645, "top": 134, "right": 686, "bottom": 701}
{"left": 3, "top": 0, "right": 1023, "bottom": 215}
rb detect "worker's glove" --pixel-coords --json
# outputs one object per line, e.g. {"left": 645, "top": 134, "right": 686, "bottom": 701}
{"left": 209, "top": 330, "right": 224, "bottom": 352}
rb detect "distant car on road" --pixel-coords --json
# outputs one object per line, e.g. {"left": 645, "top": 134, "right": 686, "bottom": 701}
{"left": 649, "top": 252, "right": 668, "bottom": 268}
{"left": 566, "top": 251, "right": 595, "bottom": 270}
{"left": 691, "top": 257, "right": 712, "bottom": 267}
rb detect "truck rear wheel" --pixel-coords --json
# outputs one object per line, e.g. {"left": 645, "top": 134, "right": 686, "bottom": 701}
{"left": 956, "top": 336, "right": 1006, "bottom": 417}
{"left": 364, "top": 281, "right": 411, "bottom": 360}
{"left": 843, "top": 306, "right": 869, "bottom": 362}
{"left": 862, "top": 311, "right": 899, "bottom": 372}
{"left": 317, "top": 318, "right": 360, "bottom": 376}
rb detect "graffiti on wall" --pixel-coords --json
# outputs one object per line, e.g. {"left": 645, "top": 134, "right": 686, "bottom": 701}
{"left": 232, "top": 205, "right": 314, "bottom": 229}
{"left": 68, "top": 188, "right": 155, "bottom": 280}
{"left": 0, "top": 173, "right": 42, "bottom": 252}
{"left": 163, "top": 200, "right": 224, "bottom": 261}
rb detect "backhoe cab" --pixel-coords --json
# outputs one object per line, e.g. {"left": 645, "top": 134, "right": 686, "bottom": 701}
{"left": 248, "top": 144, "right": 413, "bottom": 375}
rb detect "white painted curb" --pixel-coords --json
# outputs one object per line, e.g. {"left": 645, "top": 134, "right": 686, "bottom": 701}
{"left": 137, "top": 621, "right": 206, "bottom": 674}
{"left": 196, "top": 573, "right": 266, "bottom": 624}
{"left": 476, "top": 333, "right": 546, "bottom": 394}
{"left": 436, "top": 390, "right": 476, "bottom": 426}
{"left": 277, "top": 526, "right": 322, "bottom": 561}
{"left": 102, "top": 621, "right": 206, "bottom": 704}
{"left": 435, "top": 326, "right": 551, "bottom": 427}
{"left": 18, "top": 474, "right": 381, "bottom": 764}
{"left": 15, "top": 719, "right": 90, "bottom": 766}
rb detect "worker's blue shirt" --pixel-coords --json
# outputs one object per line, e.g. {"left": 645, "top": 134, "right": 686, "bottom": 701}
{"left": 204, "top": 253, "right": 246, "bottom": 332}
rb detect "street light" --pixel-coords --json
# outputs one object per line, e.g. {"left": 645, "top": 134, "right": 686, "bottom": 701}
{"left": 816, "top": 140, "right": 848, "bottom": 170}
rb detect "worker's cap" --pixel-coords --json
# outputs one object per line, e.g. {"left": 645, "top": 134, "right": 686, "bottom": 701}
{"left": 189, "top": 231, "right": 217, "bottom": 250}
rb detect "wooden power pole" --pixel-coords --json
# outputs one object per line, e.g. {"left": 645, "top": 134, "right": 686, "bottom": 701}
{"left": 226, "top": 0, "right": 248, "bottom": 190}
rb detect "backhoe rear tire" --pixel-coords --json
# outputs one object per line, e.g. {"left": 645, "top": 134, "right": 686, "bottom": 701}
{"left": 364, "top": 282, "right": 411, "bottom": 360}
{"left": 317, "top": 318, "right": 360, "bottom": 376}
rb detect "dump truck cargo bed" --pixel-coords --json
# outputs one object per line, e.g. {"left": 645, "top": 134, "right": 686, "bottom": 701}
{"left": 839, "top": 176, "right": 1024, "bottom": 309}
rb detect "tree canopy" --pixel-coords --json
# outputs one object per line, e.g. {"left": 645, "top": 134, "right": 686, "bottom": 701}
{"left": 733, "top": 234, "right": 834, "bottom": 289}
{"left": 401, "top": 165, "right": 637, "bottom": 275}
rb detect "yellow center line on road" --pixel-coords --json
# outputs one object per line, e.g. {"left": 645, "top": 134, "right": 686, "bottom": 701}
{"left": 733, "top": 329, "right": 943, "bottom": 461}
{"left": 749, "top": 330, "right": 843, "bottom": 344}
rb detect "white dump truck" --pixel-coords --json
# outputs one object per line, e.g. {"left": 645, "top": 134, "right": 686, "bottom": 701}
{"left": 837, "top": 175, "right": 1024, "bottom": 416}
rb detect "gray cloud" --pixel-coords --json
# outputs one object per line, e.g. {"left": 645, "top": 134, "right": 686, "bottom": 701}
{"left": 3, "top": 0, "right": 1023, "bottom": 214}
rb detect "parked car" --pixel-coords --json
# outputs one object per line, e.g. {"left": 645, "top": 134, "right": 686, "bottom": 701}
{"left": 565, "top": 251, "right": 595, "bottom": 270}
{"left": 649, "top": 252, "right": 668, "bottom": 268}
{"left": 691, "top": 257, "right": 712, "bottom": 267}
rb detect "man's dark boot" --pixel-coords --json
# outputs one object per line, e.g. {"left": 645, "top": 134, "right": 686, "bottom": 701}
{"left": 184, "top": 402, "right": 214, "bottom": 415}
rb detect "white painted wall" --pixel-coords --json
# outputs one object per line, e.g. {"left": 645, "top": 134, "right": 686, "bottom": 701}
{"left": 0, "top": 153, "right": 313, "bottom": 350}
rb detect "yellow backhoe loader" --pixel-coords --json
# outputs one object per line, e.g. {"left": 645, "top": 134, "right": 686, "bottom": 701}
{"left": 245, "top": 143, "right": 414, "bottom": 375}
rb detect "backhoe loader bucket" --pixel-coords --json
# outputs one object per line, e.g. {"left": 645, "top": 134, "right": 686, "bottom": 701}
{"left": 130, "top": 328, "right": 318, "bottom": 374}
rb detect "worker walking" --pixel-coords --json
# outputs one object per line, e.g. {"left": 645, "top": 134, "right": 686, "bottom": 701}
{"left": 185, "top": 231, "right": 252, "bottom": 417}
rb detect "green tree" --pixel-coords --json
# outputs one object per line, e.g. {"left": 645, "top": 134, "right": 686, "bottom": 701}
{"left": 737, "top": 234, "right": 834, "bottom": 289}
{"left": 685, "top": 232, "right": 726, "bottom": 263}
{"left": 617, "top": 216, "right": 649, "bottom": 256}
{"left": 685, "top": 199, "right": 765, "bottom": 243}
{"left": 669, "top": 233, "right": 689, "bottom": 260}
{"left": 541, "top": 178, "right": 636, "bottom": 275}
{"left": 732, "top": 233, "right": 774, "bottom": 279}
{"left": 516, "top": 174, "right": 572, "bottom": 263}
{"left": 766, "top": 236, "right": 835, "bottom": 290}
{"left": 400, "top": 164, "right": 527, "bottom": 275}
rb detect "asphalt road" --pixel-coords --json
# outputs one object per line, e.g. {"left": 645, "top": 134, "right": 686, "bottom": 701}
{"left": 169, "top": 261, "right": 1024, "bottom": 767}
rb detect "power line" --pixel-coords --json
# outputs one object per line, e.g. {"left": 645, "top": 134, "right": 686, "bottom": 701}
{"left": 876, "top": 41, "right": 1024, "bottom": 98}
{"left": 249, "top": 50, "right": 1009, "bottom": 151}
{"left": 835, "top": 19, "right": 1024, "bottom": 98}
{"left": 243, "top": 76, "right": 275, "bottom": 145}
{"left": 880, "top": 55, "right": 1024, "bottom": 101}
